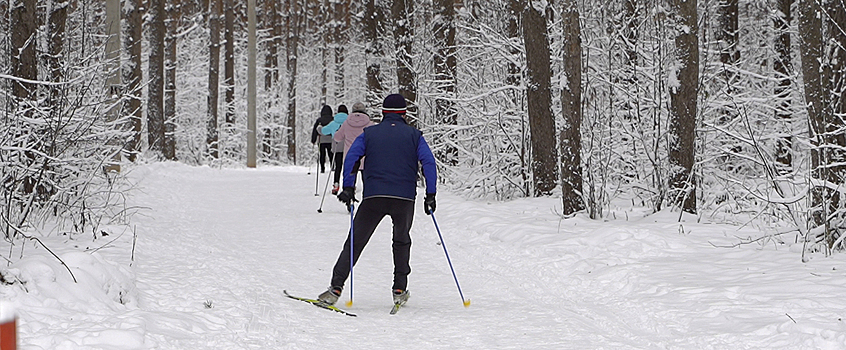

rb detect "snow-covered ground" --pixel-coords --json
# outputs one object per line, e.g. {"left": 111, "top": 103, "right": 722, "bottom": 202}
{"left": 2, "top": 163, "right": 845, "bottom": 349}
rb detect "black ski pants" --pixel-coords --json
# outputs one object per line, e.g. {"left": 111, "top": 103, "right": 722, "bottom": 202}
{"left": 318, "top": 143, "right": 332, "bottom": 172}
{"left": 331, "top": 197, "right": 415, "bottom": 291}
{"left": 331, "top": 152, "right": 343, "bottom": 184}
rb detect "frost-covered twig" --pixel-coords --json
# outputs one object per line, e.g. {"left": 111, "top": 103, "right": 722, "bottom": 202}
{"left": 0, "top": 216, "right": 77, "bottom": 283}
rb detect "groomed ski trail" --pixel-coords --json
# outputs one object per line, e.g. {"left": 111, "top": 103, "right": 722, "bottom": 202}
{"left": 129, "top": 163, "right": 614, "bottom": 349}
{"left": 127, "top": 163, "right": 846, "bottom": 349}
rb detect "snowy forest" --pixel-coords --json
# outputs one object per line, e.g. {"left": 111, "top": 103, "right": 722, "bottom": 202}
{"left": 2, "top": 0, "right": 845, "bottom": 257}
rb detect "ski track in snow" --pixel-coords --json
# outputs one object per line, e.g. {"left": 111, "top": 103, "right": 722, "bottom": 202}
{"left": 7, "top": 163, "right": 846, "bottom": 349}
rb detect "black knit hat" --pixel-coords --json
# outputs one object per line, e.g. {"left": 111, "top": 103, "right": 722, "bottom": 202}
{"left": 382, "top": 94, "right": 406, "bottom": 115}
{"left": 320, "top": 105, "right": 333, "bottom": 118}
{"left": 337, "top": 105, "right": 348, "bottom": 114}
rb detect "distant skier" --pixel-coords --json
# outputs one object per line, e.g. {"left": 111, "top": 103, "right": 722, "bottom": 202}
{"left": 311, "top": 105, "right": 334, "bottom": 173}
{"left": 317, "top": 94, "right": 437, "bottom": 308}
{"left": 333, "top": 102, "right": 376, "bottom": 192}
{"left": 318, "top": 105, "right": 349, "bottom": 194}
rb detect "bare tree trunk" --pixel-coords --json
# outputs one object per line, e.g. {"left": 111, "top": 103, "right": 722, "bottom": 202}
{"left": 506, "top": 0, "right": 521, "bottom": 88}
{"left": 307, "top": 0, "right": 320, "bottom": 37}
{"left": 716, "top": 0, "right": 739, "bottom": 69}
{"left": 522, "top": 0, "right": 557, "bottom": 196}
{"left": 668, "top": 0, "right": 699, "bottom": 214}
{"left": 47, "top": 0, "right": 68, "bottom": 161}
{"left": 320, "top": 0, "right": 329, "bottom": 105}
{"left": 148, "top": 0, "right": 166, "bottom": 157}
{"left": 47, "top": 0, "right": 68, "bottom": 99}
{"left": 207, "top": 0, "right": 221, "bottom": 159}
{"left": 163, "top": 0, "right": 181, "bottom": 161}
{"left": 623, "top": 0, "right": 639, "bottom": 69}
{"left": 263, "top": 0, "right": 278, "bottom": 157}
{"left": 364, "top": 0, "right": 383, "bottom": 108}
{"left": 801, "top": 0, "right": 826, "bottom": 230}
{"left": 224, "top": 0, "right": 235, "bottom": 124}
{"left": 11, "top": 0, "right": 37, "bottom": 103}
{"left": 393, "top": 0, "right": 417, "bottom": 126}
{"left": 716, "top": 0, "right": 738, "bottom": 126}
{"left": 247, "top": 0, "right": 257, "bottom": 168}
{"left": 774, "top": 0, "right": 793, "bottom": 171}
{"left": 507, "top": 0, "right": 529, "bottom": 196}
{"left": 11, "top": 0, "right": 38, "bottom": 194}
{"left": 559, "top": 0, "right": 584, "bottom": 214}
{"left": 433, "top": 0, "right": 457, "bottom": 166}
{"left": 105, "top": 0, "right": 122, "bottom": 171}
{"left": 123, "top": 0, "right": 143, "bottom": 161}
{"left": 333, "top": 0, "right": 349, "bottom": 101}
{"left": 803, "top": 0, "right": 846, "bottom": 250}
{"left": 286, "top": 0, "right": 301, "bottom": 163}
{"left": 824, "top": 1, "right": 846, "bottom": 249}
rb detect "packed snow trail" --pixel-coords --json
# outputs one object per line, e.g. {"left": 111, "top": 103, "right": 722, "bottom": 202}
{"left": 127, "top": 164, "right": 631, "bottom": 348}
{"left": 119, "top": 163, "right": 845, "bottom": 349}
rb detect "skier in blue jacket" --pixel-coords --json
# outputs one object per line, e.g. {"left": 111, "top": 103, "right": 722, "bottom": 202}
{"left": 317, "top": 94, "right": 437, "bottom": 308}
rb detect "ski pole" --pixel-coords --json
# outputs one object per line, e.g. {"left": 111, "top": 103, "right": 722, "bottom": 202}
{"left": 313, "top": 144, "right": 319, "bottom": 196}
{"left": 346, "top": 203, "right": 355, "bottom": 307}
{"left": 317, "top": 154, "right": 335, "bottom": 213}
{"left": 431, "top": 213, "right": 470, "bottom": 307}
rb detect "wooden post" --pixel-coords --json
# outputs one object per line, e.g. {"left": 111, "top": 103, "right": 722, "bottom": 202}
{"left": 247, "top": 0, "right": 257, "bottom": 168}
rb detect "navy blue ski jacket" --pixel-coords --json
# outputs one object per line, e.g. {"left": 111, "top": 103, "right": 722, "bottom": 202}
{"left": 342, "top": 113, "right": 437, "bottom": 201}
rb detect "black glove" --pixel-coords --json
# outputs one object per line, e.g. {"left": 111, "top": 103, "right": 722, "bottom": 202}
{"left": 424, "top": 193, "right": 436, "bottom": 215}
{"left": 337, "top": 187, "right": 356, "bottom": 205}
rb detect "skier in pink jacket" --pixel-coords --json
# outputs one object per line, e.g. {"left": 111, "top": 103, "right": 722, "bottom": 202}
{"left": 333, "top": 102, "right": 376, "bottom": 158}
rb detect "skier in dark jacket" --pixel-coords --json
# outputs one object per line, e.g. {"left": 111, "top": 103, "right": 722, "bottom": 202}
{"left": 317, "top": 94, "right": 437, "bottom": 308}
{"left": 311, "top": 105, "right": 334, "bottom": 173}
{"left": 318, "top": 105, "right": 349, "bottom": 194}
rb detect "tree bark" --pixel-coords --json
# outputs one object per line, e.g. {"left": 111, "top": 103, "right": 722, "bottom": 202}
{"left": 320, "top": 0, "right": 329, "bottom": 104}
{"left": 801, "top": 0, "right": 826, "bottom": 230}
{"left": 224, "top": 0, "right": 235, "bottom": 124}
{"left": 716, "top": 0, "right": 738, "bottom": 126}
{"left": 123, "top": 0, "right": 143, "bottom": 161}
{"left": 522, "top": 0, "right": 557, "bottom": 196}
{"left": 10, "top": 0, "right": 38, "bottom": 194}
{"left": 434, "top": 0, "right": 457, "bottom": 166}
{"left": 668, "top": 0, "right": 698, "bottom": 214}
{"left": 104, "top": 0, "right": 122, "bottom": 170}
{"left": 803, "top": 0, "right": 846, "bottom": 249}
{"left": 47, "top": 0, "right": 68, "bottom": 159}
{"left": 163, "top": 0, "right": 181, "bottom": 160}
{"left": 208, "top": 0, "right": 221, "bottom": 159}
{"left": 623, "top": 0, "right": 639, "bottom": 68}
{"left": 824, "top": 0, "right": 846, "bottom": 249}
{"left": 507, "top": 0, "right": 529, "bottom": 196}
{"left": 716, "top": 0, "right": 739, "bottom": 69}
{"left": 393, "top": 0, "right": 417, "bottom": 126}
{"left": 247, "top": 0, "right": 257, "bottom": 168}
{"left": 11, "top": 0, "right": 37, "bottom": 103}
{"left": 333, "top": 0, "right": 349, "bottom": 101}
{"left": 47, "top": 0, "right": 68, "bottom": 88}
{"left": 286, "top": 0, "right": 301, "bottom": 163}
{"left": 774, "top": 0, "right": 793, "bottom": 171}
{"left": 507, "top": 0, "right": 521, "bottom": 88}
{"left": 263, "top": 0, "right": 278, "bottom": 157}
{"left": 364, "top": 0, "right": 384, "bottom": 108}
{"left": 559, "top": 0, "right": 584, "bottom": 214}
{"left": 148, "top": 0, "right": 166, "bottom": 156}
